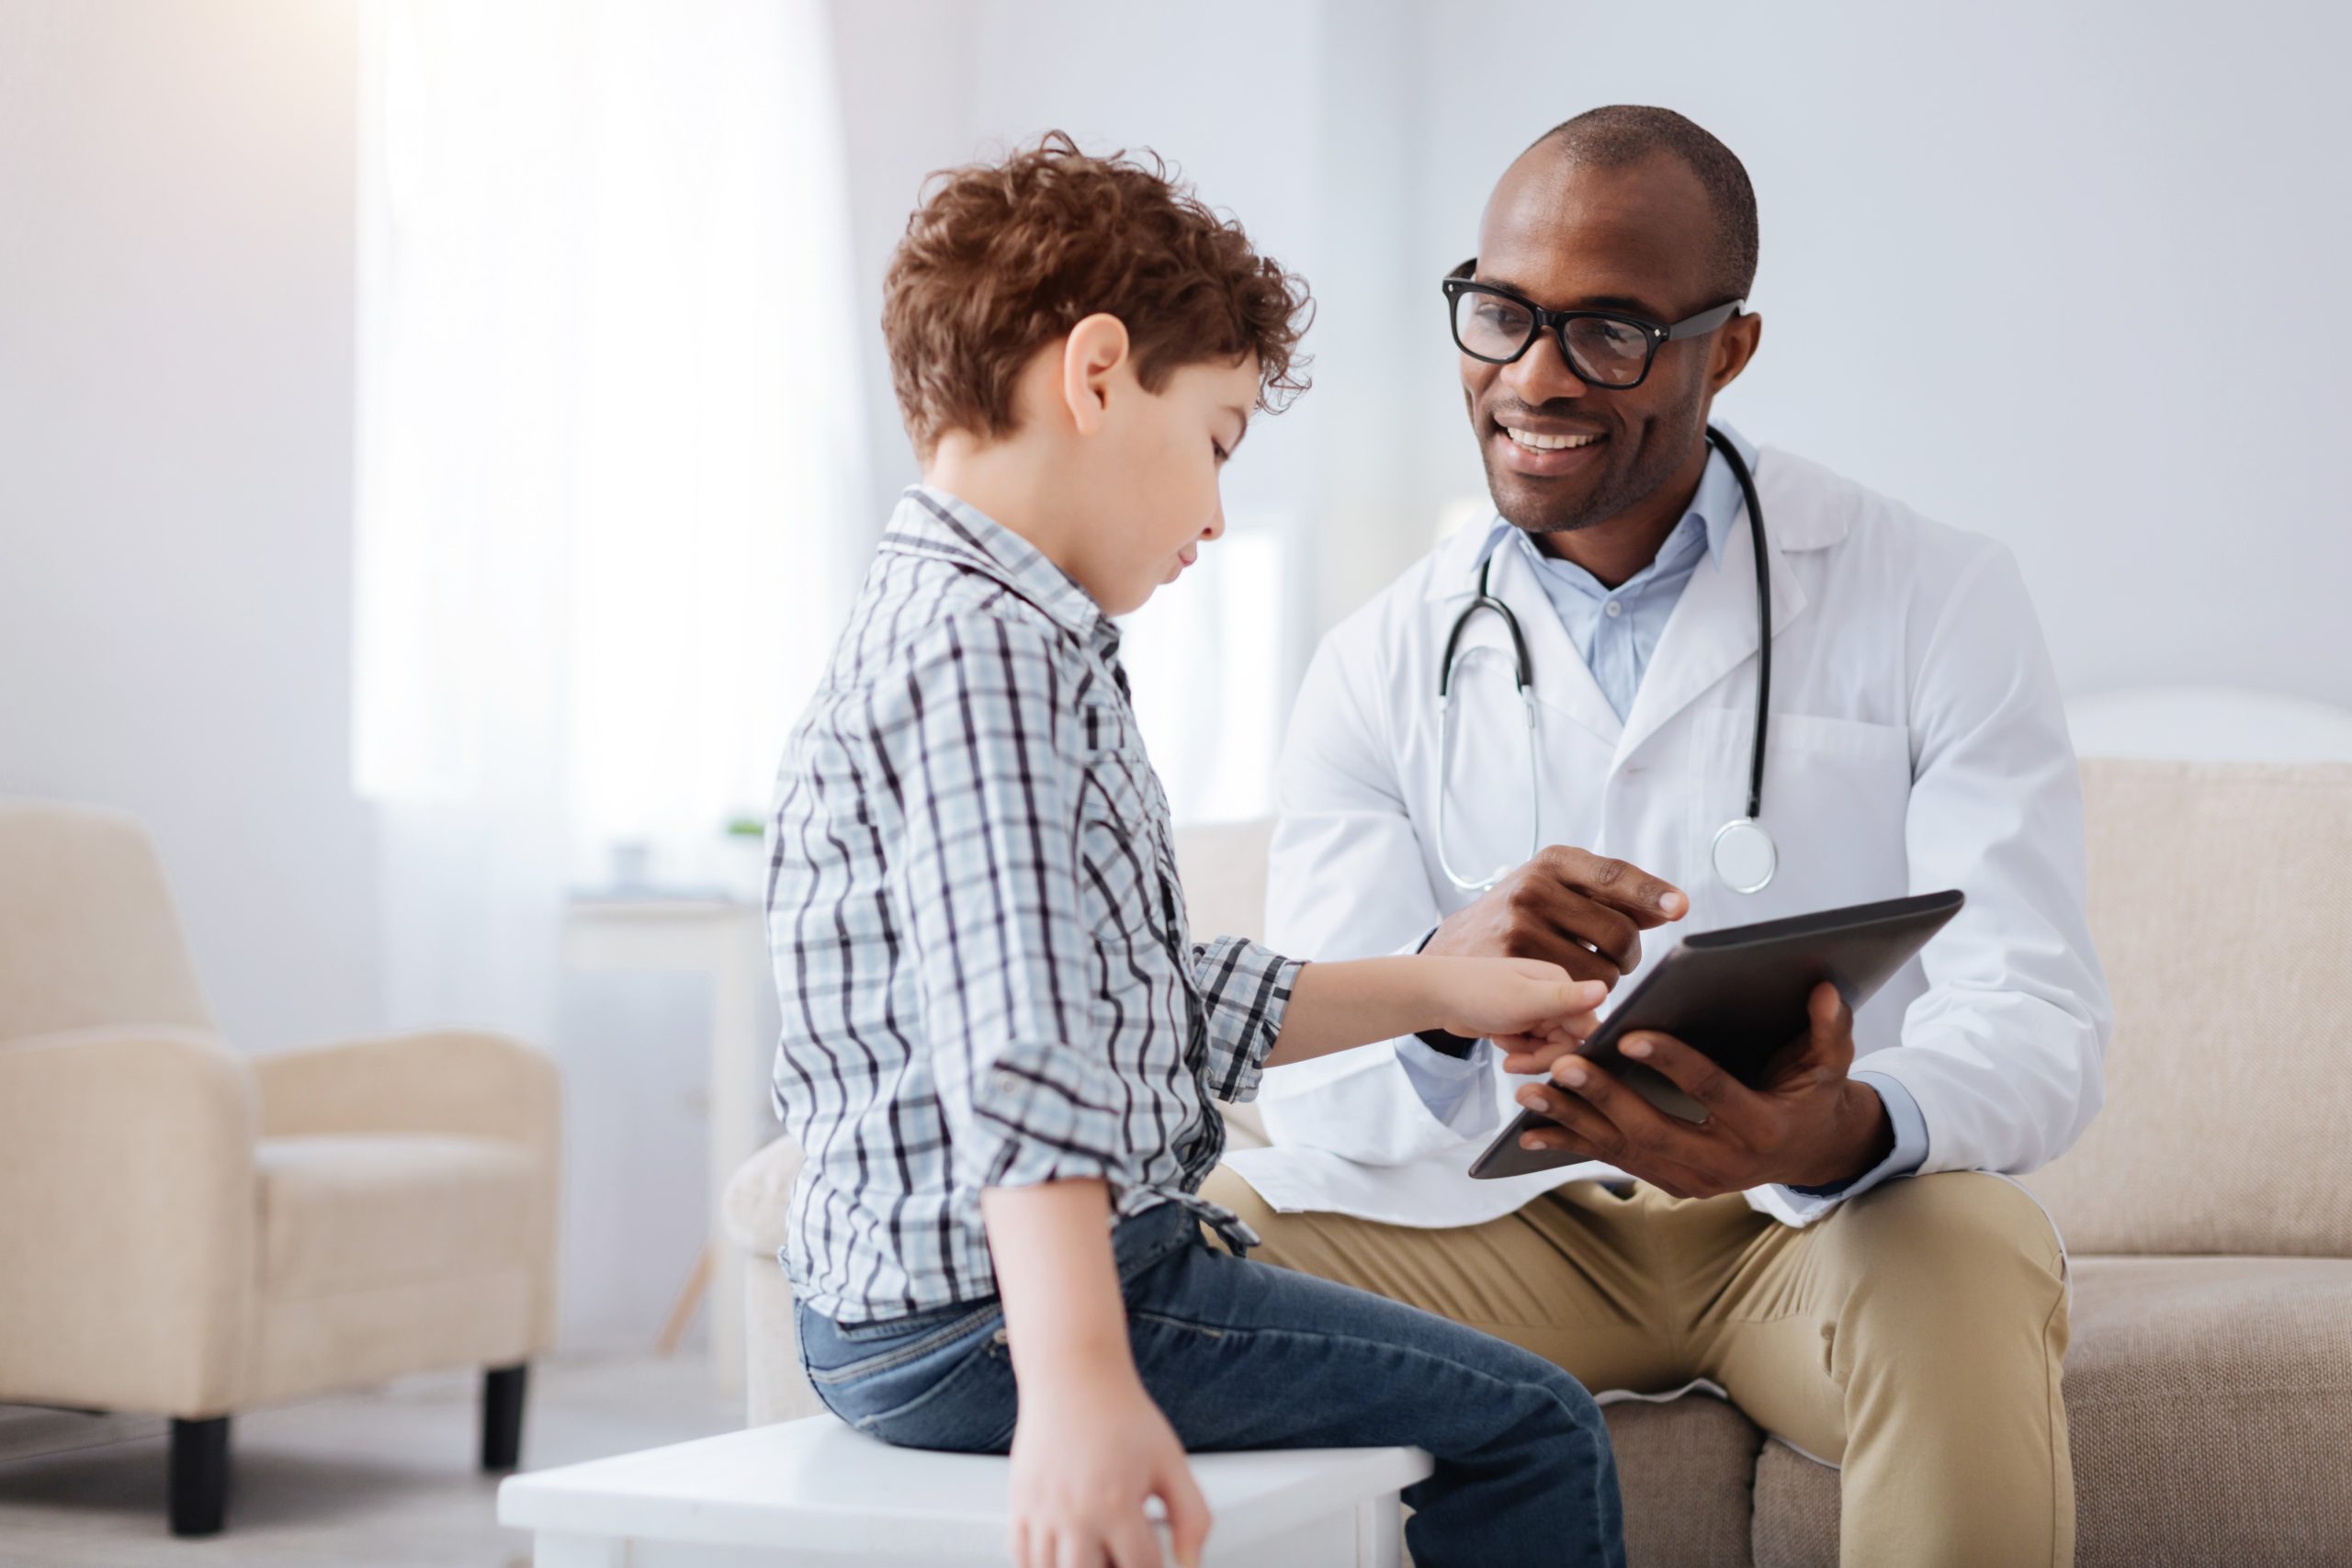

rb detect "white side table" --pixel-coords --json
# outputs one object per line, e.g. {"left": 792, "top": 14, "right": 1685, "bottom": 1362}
{"left": 563, "top": 895, "right": 770, "bottom": 1394}
{"left": 498, "top": 1416, "right": 1431, "bottom": 1568}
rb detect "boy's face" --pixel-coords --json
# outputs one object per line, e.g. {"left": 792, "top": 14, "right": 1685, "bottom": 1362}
{"left": 1071, "top": 351, "right": 1258, "bottom": 616}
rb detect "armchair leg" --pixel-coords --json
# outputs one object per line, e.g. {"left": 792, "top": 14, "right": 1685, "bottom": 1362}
{"left": 481, "top": 1362, "right": 528, "bottom": 1472}
{"left": 168, "top": 1416, "right": 229, "bottom": 1537}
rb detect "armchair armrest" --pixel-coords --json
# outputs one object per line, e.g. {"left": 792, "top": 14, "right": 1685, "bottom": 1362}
{"left": 251, "top": 1029, "right": 562, "bottom": 1349}
{"left": 0, "top": 1027, "right": 257, "bottom": 1416}
{"left": 252, "top": 1028, "right": 558, "bottom": 1150}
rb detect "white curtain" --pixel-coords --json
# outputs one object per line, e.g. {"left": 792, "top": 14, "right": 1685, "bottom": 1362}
{"left": 353, "top": 0, "right": 865, "bottom": 1037}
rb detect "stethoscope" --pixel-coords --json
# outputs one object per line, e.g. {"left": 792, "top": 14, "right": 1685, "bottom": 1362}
{"left": 1435, "top": 423, "right": 1779, "bottom": 896}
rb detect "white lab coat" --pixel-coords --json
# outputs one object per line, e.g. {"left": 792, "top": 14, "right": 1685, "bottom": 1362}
{"left": 1224, "top": 445, "right": 2112, "bottom": 1231}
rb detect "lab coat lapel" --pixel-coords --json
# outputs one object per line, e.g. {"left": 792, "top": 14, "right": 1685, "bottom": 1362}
{"left": 1613, "top": 480, "right": 1810, "bottom": 768}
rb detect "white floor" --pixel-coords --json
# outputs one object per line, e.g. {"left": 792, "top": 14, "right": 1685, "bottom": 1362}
{"left": 0, "top": 1353, "right": 741, "bottom": 1567}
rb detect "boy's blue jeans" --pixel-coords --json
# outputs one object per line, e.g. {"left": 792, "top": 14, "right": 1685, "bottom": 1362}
{"left": 796, "top": 1201, "right": 1626, "bottom": 1568}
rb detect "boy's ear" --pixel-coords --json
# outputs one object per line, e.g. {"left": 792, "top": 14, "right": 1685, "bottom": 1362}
{"left": 1059, "top": 312, "right": 1132, "bottom": 437}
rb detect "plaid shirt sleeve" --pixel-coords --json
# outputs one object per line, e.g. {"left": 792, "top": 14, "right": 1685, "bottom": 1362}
{"left": 884, "top": 615, "right": 1135, "bottom": 1192}
{"left": 1188, "top": 936, "right": 1303, "bottom": 1104}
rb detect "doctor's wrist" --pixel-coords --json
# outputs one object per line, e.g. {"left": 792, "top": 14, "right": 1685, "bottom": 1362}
{"left": 1790, "top": 1080, "right": 1896, "bottom": 1190}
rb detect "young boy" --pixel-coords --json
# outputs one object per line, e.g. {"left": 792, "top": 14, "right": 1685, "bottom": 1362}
{"left": 768, "top": 133, "right": 1628, "bottom": 1568}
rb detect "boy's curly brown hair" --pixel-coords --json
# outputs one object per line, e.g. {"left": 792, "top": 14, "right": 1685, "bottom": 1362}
{"left": 882, "top": 131, "right": 1313, "bottom": 459}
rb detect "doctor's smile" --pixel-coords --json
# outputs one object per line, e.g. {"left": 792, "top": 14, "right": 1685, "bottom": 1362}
{"left": 1491, "top": 412, "right": 1608, "bottom": 473}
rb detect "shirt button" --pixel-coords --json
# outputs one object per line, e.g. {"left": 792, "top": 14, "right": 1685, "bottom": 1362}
{"left": 1604, "top": 600, "right": 1624, "bottom": 618}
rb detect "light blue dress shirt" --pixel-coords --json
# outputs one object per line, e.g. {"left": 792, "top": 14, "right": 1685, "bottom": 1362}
{"left": 1398, "top": 424, "right": 1928, "bottom": 1203}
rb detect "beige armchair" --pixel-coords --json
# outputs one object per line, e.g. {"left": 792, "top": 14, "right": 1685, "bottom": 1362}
{"left": 729, "top": 758, "right": 2352, "bottom": 1564}
{"left": 0, "top": 800, "right": 561, "bottom": 1537}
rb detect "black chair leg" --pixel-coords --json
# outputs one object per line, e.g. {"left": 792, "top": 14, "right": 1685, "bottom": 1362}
{"left": 481, "top": 1362, "right": 527, "bottom": 1472}
{"left": 168, "top": 1416, "right": 230, "bottom": 1537}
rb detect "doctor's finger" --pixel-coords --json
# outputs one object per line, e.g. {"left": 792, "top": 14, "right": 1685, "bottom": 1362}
{"left": 1547, "top": 892, "right": 1645, "bottom": 974}
{"left": 1532, "top": 847, "right": 1688, "bottom": 927}
{"left": 1515, "top": 1089, "right": 1714, "bottom": 1194}
{"left": 1618, "top": 1032, "right": 1760, "bottom": 1122}
{"left": 1809, "top": 983, "right": 1854, "bottom": 1056}
{"left": 1779, "top": 985, "right": 1856, "bottom": 1074}
{"left": 1497, "top": 924, "right": 1627, "bottom": 988}
{"left": 1541, "top": 1057, "right": 1717, "bottom": 1157}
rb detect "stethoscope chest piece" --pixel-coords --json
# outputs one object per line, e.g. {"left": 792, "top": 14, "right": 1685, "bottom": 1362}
{"left": 1711, "top": 816, "right": 1778, "bottom": 895}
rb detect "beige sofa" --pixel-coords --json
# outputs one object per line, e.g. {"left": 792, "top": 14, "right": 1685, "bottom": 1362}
{"left": 0, "top": 801, "right": 563, "bottom": 1536}
{"left": 729, "top": 759, "right": 2352, "bottom": 1565}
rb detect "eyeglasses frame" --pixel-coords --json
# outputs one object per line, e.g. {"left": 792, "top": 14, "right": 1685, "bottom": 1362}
{"left": 1441, "top": 258, "right": 1745, "bottom": 389}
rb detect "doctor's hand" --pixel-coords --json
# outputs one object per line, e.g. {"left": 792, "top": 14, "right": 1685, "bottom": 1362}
{"left": 1422, "top": 846, "right": 1687, "bottom": 990}
{"left": 1510, "top": 983, "right": 1895, "bottom": 1196}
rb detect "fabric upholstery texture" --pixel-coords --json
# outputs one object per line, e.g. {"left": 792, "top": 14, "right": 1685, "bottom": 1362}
{"left": 256, "top": 1135, "right": 537, "bottom": 1295}
{"left": 730, "top": 759, "right": 2352, "bottom": 1564}
{"left": 1604, "top": 1397, "right": 1762, "bottom": 1568}
{"left": 2023, "top": 761, "right": 2352, "bottom": 1257}
{"left": 0, "top": 799, "right": 561, "bottom": 1424}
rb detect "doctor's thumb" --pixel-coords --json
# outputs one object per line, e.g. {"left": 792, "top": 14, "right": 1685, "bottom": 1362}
{"left": 1808, "top": 983, "right": 1852, "bottom": 1042}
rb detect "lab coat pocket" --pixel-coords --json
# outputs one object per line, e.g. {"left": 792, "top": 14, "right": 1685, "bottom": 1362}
{"left": 1688, "top": 706, "right": 1913, "bottom": 923}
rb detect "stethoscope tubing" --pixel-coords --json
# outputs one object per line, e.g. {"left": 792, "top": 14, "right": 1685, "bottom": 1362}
{"left": 1435, "top": 423, "right": 1772, "bottom": 893}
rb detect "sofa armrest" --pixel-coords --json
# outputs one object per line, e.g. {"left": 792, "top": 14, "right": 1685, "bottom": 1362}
{"left": 722, "top": 1134, "right": 804, "bottom": 1259}
{"left": 0, "top": 1027, "right": 258, "bottom": 1416}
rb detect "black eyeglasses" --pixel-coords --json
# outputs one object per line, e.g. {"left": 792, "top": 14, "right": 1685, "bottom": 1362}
{"left": 1442, "top": 259, "right": 1743, "bottom": 389}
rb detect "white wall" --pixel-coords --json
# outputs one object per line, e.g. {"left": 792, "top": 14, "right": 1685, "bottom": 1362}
{"left": 0, "top": 0, "right": 380, "bottom": 1051}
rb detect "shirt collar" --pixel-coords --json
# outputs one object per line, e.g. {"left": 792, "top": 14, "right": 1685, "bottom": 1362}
{"left": 880, "top": 485, "right": 1116, "bottom": 651}
{"left": 1473, "top": 419, "right": 1758, "bottom": 586}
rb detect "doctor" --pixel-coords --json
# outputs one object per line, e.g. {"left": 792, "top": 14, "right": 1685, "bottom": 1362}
{"left": 1206, "top": 107, "right": 2111, "bottom": 1566}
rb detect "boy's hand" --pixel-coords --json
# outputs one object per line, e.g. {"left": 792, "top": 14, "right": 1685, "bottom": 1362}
{"left": 1429, "top": 958, "right": 1608, "bottom": 1052}
{"left": 1008, "top": 1370, "right": 1210, "bottom": 1568}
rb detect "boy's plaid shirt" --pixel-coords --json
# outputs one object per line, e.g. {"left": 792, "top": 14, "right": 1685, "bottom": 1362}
{"left": 766, "top": 487, "right": 1302, "bottom": 1324}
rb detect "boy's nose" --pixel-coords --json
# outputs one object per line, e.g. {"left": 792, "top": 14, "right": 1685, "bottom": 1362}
{"left": 1203, "top": 503, "right": 1227, "bottom": 542}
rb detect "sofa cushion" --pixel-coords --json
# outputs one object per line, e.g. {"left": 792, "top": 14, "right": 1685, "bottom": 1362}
{"left": 254, "top": 1134, "right": 536, "bottom": 1297}
{"left": 1606, "top": 1394, "right": 1761, "bottom": 1568}
{"left": 1749, "top": 1254, "right": 2352, "bottom": 1568}
{"left": 2028, "top": 761, "right": 2352, "bottom": 1257}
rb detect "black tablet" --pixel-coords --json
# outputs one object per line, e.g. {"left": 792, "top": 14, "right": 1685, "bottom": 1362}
{"left": 1467, "top": 889, "right": 1965, "bottom": 1181}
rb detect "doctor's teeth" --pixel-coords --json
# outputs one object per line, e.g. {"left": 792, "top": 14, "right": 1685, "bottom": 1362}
{"left": 1506, "top": 428, "right": 1601, "bottom": 451}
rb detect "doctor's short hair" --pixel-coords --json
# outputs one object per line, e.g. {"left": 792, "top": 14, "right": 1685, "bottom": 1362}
{"left": 882, "top": 131, "right": 1313, "bottom": 461}
{"left": 1532, "top": 107, "right": 1759, "bottom": 302}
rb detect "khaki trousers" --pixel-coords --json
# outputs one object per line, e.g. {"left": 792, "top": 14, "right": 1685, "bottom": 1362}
{"left": 1201, "top": 1166, "right": 2072, "bottom": 1568}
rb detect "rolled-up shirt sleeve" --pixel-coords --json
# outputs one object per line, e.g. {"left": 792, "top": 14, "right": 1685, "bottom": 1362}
{"left": 888, "top": 616, "right": 1131, "bottom": 1192}
{"left": 1189, "top": 936, "right": 1304, "bottom": 1105}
